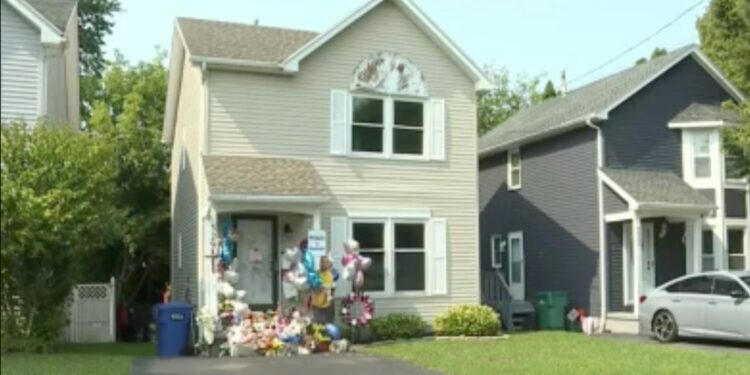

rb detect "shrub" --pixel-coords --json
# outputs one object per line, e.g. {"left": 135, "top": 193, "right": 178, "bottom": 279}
{"left": 434, "top": 305, "right": 500, "bottom": 336}
{"left": 370, "top": 313, "right": 426, "bottom": 341}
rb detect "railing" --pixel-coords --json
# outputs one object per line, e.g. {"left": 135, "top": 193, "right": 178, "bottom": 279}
{"left": 481, "top": 269, "right": 515, "bottom": 331}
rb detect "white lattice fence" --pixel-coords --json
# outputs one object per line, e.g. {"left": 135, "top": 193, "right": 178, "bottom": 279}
{"left": 64, "top": 277, "right": 115, "bottom": 343}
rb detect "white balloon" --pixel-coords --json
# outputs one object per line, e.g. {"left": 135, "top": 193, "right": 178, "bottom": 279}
{"left": 223, "top": 270, "right": 239, "bottom": 284}
{"left": 359, "top": 256, "right": 372, "bottom": 270}
{"left": 230, "top": 301, "right": 249, "bottom": 316}
{"left": 235, "top": 290, "right": 247, "bottom": 301}
{"left": 217, "top": 281, "right": 236, "bottom": 299}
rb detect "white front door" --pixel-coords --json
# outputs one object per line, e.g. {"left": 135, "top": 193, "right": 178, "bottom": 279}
{"left": 508, "top": 231, "right": 525, "bottom": 300}
{"left": 236, "top": 218, "right": 275, "bottom": 307}
{"left": 641, "top": 223, "right": 656, "bottom": 293}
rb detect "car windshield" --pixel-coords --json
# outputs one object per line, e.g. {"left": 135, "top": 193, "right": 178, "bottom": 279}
{"left": 741, "top": 276, "right": 750, "bottom": 287}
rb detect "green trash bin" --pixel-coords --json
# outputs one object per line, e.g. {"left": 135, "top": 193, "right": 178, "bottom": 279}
{"left": 535, "top": 291, "right": 568, "bottom": 330}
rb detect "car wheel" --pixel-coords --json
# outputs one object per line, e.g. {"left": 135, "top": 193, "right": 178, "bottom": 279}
{"left": 652, "top": 310, "right": 678, "bottom": 343}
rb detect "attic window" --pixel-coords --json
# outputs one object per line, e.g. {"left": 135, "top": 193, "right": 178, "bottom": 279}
{"left": 351, "top": 52, "right": 428, "bottom": 97}
{"left": 508, "top": 150, "right": 521, "bottom": 190}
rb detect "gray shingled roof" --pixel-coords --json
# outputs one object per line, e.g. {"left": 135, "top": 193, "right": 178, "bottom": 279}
{"left": 479, "top": 45, "right": 698, "bottom": 154}
{"left": 177, "top": 18, "right": 318, "bottom": 63}
{"left": 26, "top": 0, "right": 77, "bottom": 32}
{"left": 203, "top": 156, "right": 328, "bottom": 197}
{"left": 670, "top": 103, "right": 743, "bottom": 124}
{"left": 602, "top": 168, "right": 714, "bottom": 208}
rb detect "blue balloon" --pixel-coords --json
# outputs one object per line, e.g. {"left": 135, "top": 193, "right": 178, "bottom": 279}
{"left": 219, "top": 220, "right": 235, "bottom": 266}
{"left": 302, "top": 249, "right": 322, "bottom": 289}
{"left": 324, "top": 323, "right": 341, "bottom": 340}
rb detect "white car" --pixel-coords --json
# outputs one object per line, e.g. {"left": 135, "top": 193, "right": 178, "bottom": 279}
{"left": 639, "top": 271, "right": 750, "bottom": 343}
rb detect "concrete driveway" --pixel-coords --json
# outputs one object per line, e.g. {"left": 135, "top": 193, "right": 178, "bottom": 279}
{"left": 601, "top": 333, "right": 749, "bottom": 355}
{"left": 132, "top": 353, "right": 441, "bottom": 375}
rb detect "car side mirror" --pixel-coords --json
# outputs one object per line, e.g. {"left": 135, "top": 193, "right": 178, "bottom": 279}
{"left": 729, "top": 289, "right": 748, "bottom": 299}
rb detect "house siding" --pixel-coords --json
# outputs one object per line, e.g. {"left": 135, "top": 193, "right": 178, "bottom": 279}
{"left": 607, "top": 222, "right": 630, "bottom": 312}
{"left": 603, "top": 57, "right": 733, "bottom": 174}
{"left": 724, "top": 189, "right": 747, "bottom": 219}
{"left": 479, "top": 127, "right": 602, "bottom": 316}
{"left": 170, "top": 55, "right": 203, "bottom": 305}
{"left": 204, "top": 2, "right": 478, "bottom": 320}
{"left": 604, "top": 185, "right": 628, "bottom": 214}
{"left": 1, "top": 1, "right": 43, "bottom": 125}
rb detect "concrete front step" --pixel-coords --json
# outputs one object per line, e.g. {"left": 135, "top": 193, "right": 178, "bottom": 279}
{"left": 605, "top": 313, "right": 640, "bottom": 335}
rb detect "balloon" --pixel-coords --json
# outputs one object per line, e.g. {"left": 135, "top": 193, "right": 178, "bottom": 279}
{"left": 341, "top": 263, "right": 356, "bottom": 281}
{"left": 235, "top": 290, "right": 247, "bottom": 301}
{"left": 324, "top": 323, "right": 342, "bottom": 340}
{"left": 223, "top": 270, "right": 239, "bottom": 284}
{"left": 358, "top": 256, "right": 372, "bottom": 270}
{"left": 217, "top": 281, "right": 236, "bottom": 299}
{"left": 302, "top": 248, "right": 321, "bottom": 289}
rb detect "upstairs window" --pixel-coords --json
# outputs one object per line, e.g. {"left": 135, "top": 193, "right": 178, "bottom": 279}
{"left": 508, "top": 150, "right": 522, "bottom": 190}
{"left": 725, "top": 151, "right": 745, "bottom": 180}
{"left": 692, "top": 131, "right": 711, "bottom": 179}
{"left": 351, "top": 95, "right": 424, "bottom": 156}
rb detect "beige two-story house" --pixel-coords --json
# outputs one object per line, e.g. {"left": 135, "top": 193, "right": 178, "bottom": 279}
{"left": 163, "top": 0, "right": 491, "bottom": 321}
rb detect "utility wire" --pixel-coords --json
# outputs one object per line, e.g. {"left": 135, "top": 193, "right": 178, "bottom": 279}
{"left": 568, "top": 0, "right": 706, "bottom": 85}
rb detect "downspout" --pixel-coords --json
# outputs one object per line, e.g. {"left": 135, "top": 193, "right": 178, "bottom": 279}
{"left": 586, "top": 117, "right": 608, "bottom": 333}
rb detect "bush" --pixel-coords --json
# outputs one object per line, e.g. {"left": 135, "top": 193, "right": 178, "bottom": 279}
{"left": 370, "top": 313, "right": 426, "bottom": 341}
{"left": 434, "top": 305, "right": 500, "bottom": 336}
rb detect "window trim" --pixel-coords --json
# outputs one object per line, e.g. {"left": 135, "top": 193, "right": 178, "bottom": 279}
{"left": 726, "top": 227, "right": 747, "bottom": 271}
{"left": 490, "top": 234, "right": 503, "bottom": 269}
{"left": 349, "top": 94, "right": 427, "bottom": 160}
{"left": 349, "top": 215, "right": 429, "bottom": 297}
{"left": 507, "top": 230, "right": 524, "bottom": 285}
{"left": 691, "top": 130, "right": 712, "bottom": 180}
{"left": 507, "top": 149, "right": 522, "bottom": 190}
{"left": 701, "top": 228, "right": 715, "bottom": 272}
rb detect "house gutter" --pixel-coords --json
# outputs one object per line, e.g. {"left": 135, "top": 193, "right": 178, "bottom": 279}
{"left": 585, "top": 117, "right": 608, "bottom": 333}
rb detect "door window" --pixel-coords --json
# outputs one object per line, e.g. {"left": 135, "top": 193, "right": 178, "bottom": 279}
{"left": 712, "top": 276, "right": 747, "bottom": 297}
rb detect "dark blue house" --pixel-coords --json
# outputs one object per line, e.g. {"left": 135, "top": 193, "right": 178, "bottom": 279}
{"left": 478, "top": 45, "right": 748, "bottom": 333}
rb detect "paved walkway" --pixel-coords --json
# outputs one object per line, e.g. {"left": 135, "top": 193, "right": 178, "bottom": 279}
{"left": 132, "top": 353, "right": 441, "bottom": 375}
{"left": 600, "top": 333, "right": 749, "bottom": 355}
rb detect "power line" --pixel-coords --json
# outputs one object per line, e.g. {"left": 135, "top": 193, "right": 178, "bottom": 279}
{"left": 568, "top": 0, "right": 706, "bottom": 85}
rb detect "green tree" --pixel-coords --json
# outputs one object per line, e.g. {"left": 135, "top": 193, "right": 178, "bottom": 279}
{"left": 541, "top": 80, "right": 557, "bottom": 100}
{"left": 86, "top": 52, "right": 170, "bottom": 304}
{"left": 635, "top": 47, "right": 668, "bottom": 65}
{"left": 1, "top": 123, "right": 119, "bottom": 346}
{"left": 698, "top": 0, "right": 750, "bottom": 177}
{"left": 478, "top": 66, "right": 542, "bottom": 135}
{"left": 78, "top": 0, "right": 122, "bottom": 121}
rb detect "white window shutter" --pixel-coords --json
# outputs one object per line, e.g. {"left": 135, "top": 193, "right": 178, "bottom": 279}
{"left": 330, "top": 216, "right": 351, "bottom": 295}
{"left": 430, "top": 218, "right": 448, "bottom": 295}
{"left": 429, "top": 98, "right": 446, "bottom": 160}
{"left": 330, "top": 90, "right": 349, "bottom": 155}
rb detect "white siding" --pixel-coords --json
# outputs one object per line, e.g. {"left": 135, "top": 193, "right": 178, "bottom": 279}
{"left": 206, "top": 2, "right": 479, "bottom": 320}
{"left": 1, "top": 1, "right": 43, "bottom": 125}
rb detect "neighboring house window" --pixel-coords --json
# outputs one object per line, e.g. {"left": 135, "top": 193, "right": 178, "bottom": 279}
{"left": 508, "top": 231, "right": 524, "bottom": 284}
{"left": 727, "top": 228, "right": 746, "bottom": 271}
{"left": 351, "top": 219, "right": 427, "bottom": 293}
{"left": 701, "top": 229, "right": 715, "bottom": 271}
{"left": 692, "top": 131, "right": 711, "bottom": 179}
{"left": 508, "top": 150, "right": 521, "bottom": 190}
{"left": 351, "top": 95, "right": 425, "bottom": 156}
{"left": 490, "top": 235, "right": 503, "bottom": 268}
{"left": 724, "top": 152, "right": 745, "bottom": 180}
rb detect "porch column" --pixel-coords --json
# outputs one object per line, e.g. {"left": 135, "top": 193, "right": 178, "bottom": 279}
{"left": 632, "top": 215, "right": 642, "bottom": 317}
{"left": 312, "top": 209, "right": 322, "bottom": 230}
{"left": 691, "top": 218, "right": 703, "bottom": 273}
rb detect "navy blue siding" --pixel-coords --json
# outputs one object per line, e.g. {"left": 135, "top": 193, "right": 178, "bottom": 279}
{"left": 607, "top": 222, "right": 628, "bottom": 312}
{"left": 604, "top": 185, "right": 628, "bottom": 214}
{"left": 603, "top": 57, "right": 733, "bottom": 173}
{"left": 725, "top": 189, "right": 747, "bottom": 218}
{"left": 480, "top": 127, "right": 601, "bottom": 316}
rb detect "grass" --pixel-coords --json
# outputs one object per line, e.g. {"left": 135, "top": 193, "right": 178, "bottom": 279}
{"left": 364, "top": 332, "right": 750, "bottom": 375}
{"left": 0, "top": 343, "right": 155, "bottom": 375}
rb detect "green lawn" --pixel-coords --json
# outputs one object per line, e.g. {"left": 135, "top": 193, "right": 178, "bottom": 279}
{"left": 0, "top": 343, "right": 155, "bottom": 375}
{"left": 364, "top": 332, "right": 750, "bottom": 375}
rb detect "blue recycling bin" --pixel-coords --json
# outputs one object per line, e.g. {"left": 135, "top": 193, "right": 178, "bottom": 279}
{"left": 155, "top": 303, "right": 193, "bottom": 357}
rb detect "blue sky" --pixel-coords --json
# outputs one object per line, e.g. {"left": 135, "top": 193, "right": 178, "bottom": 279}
{"left": 105, "top": 0, "right": 708, "bottom": 88}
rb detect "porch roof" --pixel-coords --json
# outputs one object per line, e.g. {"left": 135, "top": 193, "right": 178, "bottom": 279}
{"left": 601, "top": 168, "right": 715, "bottom": 210}
{"left": 203, "top": 156, "right": 328, "bottom": 201}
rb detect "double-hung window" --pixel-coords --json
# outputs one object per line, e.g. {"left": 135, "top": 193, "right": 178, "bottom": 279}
{"left": 351, "top": 95, "right": 425, "bottom": 156}
{"left": 727, "top": 228, "right": 746, "bottom": 271}
{"left": 351, "top": 219, "right": 427, "bottom": 294}
{"left": 508, "top": 150, "right": 521, "bottom": 190}
{"left": 490, "top": 235, "right": 503, "bottom": 269}
{"left": 692, "top": 131, "right": 712, "bottom": 179}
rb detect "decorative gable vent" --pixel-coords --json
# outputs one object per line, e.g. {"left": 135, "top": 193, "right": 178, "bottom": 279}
{"left": 351, "top": 52, "right": 428, "bottom": 97}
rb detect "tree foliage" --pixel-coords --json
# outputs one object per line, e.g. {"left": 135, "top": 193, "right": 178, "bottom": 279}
{"left": 541, "top": 80, "right": 558, "bottom": 100}
{"left": 1, "top": 123, "right": 119, "bottom": 346}
{"left": 86, "top": 53, "right": 170, "bottom": 304}
{"left": 78, "top": 0, "right": 121, "bottom": 120}
{"left": 635, "top": 47, "right": 668, "bottom": 65}
{"left": 478, "top": 66, "right": 543, "bottom": 135}
{"left": 698, "top": 0, "right": 750, "bottom": 177}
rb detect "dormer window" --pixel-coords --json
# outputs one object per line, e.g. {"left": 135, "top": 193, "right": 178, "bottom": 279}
{"left": 692, "top": 131, "right": 711, "bottom": 178}
{"left": 508, "top": 150, "right": 522, "bottom": 190}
